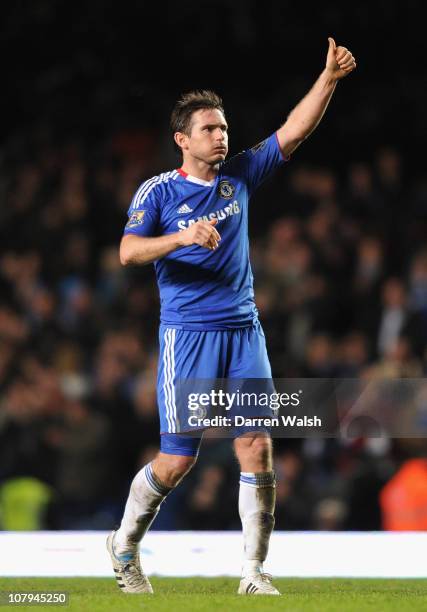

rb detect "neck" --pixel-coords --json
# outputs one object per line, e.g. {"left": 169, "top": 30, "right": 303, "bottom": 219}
{"left": 180, "top": 158, "right": 219, "bottom": 182}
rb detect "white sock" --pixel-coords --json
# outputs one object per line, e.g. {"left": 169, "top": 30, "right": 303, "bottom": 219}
{"left": 114, "top": 462, "right": 172, "bottom": 557}
{"left": 239, "top": 471, "right": 276, "bottom": 577}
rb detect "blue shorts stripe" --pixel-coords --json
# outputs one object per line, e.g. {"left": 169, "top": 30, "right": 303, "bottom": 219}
{"left": 163, "top": 328, "right": 177, "bottom": 433}
{"left": 169, "top": 329, "right": 177, "bottom": 431}
{"left": 162, "top": 329, "right": 172, "bottom": 432}
{"left": 166, "top": 329, "right": 174, "bottom": 433}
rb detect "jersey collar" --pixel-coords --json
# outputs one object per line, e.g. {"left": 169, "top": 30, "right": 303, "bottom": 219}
{"left": 177, "top": 168, "right": 215, "bottom": 187}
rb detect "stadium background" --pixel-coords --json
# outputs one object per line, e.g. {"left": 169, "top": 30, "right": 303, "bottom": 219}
{"left": 1, "top": 1, "right": 427, "bottom": 534}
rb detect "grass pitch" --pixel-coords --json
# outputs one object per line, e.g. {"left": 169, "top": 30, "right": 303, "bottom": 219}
{"left": 1, "top": 577, "right": 427, "bottom": 611}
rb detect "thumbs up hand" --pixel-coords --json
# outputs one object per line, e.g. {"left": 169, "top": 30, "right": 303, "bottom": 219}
{"left": 326, "top": 37, "right": 357, "bottom": 80}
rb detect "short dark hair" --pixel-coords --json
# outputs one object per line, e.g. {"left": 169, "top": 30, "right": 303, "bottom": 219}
{"left": 170, "top": 90, "right": 224, "bottom": 137}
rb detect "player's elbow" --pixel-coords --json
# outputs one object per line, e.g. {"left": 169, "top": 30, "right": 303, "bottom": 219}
{"left": 120, "top": 236, "right": 152, "bottom": 266}
{"left": 119, "top": 238, "right": 135, "bottom": 266}
{"left": 119, "top": 250, "right": 131, "bottom": 267}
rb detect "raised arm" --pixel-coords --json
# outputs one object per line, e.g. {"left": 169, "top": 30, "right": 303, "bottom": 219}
{"left": 277, "top": 37, "right": 356, "bottom": 158}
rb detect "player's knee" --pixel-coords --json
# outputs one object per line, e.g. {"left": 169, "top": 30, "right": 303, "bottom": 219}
{"left": 235, "top": 434, "right": 272, "bottom": 471}
{"left": 170, "top": 454, "right": 197, "bottom": 477}
{"left": 154, "top": 452, "right": 197, "bottom": 487}
{"left": 251, "top": 437, "right": 272, "bottom": 467}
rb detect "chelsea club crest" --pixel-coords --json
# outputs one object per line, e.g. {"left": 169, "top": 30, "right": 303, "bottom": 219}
{"left": 217, "top": 180, "right": 235, "bottom": 200}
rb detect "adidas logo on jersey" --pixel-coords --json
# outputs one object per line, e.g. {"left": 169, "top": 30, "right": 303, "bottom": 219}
{"left": 177, "top": 204, "right": 193, "bottom": 214}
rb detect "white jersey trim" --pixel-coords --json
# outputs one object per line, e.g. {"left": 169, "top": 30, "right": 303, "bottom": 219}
{"left": 184, "top": 174, "right": 215, "bottom": 187}
{"left": 130, "top": 170, "right": 179, "bottom": 211}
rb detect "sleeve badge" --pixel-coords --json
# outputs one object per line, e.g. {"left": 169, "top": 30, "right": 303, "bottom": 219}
{"left": 126, "top": 210, "right": 146, "bottom": 228}
{"left": 250, "top": 139, "right": 267, "bottom": 155}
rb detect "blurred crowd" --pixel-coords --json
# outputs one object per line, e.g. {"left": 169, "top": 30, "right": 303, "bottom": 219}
{"left": 1, "top": 121, "right": 427, "bottom": 532}
{"left": 2, "top": 0, "right": 427, "bottom": 534}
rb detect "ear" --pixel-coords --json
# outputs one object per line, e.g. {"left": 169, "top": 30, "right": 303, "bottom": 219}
{"left": 174, "top": 131, "right": 188, "bottom": 151}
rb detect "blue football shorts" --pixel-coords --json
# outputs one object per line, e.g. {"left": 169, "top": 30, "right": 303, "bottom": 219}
{"left": 157, "top": 320, "right": 273, "bottom": 456}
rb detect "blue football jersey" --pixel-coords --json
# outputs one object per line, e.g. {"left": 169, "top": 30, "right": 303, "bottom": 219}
{"left": 123, "top": 131, "right": 287, "bottom": 330}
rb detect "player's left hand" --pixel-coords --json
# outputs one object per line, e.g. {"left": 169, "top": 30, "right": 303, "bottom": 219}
{"left": 326, "top": 37, "right": 356, "bottom": 80}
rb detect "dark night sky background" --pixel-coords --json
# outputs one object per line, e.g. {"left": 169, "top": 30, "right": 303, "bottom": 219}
{"left": 2, "top": 1, "right": 427, "bottom": 171}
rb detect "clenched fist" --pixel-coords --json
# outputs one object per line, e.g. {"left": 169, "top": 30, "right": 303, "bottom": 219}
{"left": 326, "top": 37, "right": 356, "bottom": 80}
{"left": 180, "top": 218, "right": 221, "bottom": 251}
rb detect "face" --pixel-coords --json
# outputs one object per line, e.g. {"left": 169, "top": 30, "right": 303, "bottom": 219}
{"left": 175, "top": 108, "right": 229, "bottom": 165}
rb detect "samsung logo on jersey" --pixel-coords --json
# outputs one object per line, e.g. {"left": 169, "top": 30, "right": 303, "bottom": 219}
{"left": 177, "top": 200, "right": 241, "bottom": 230}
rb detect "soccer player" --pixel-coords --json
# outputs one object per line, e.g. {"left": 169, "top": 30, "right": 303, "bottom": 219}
{"left": 107, "top": 38, "right": 356, "bottom": 595}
